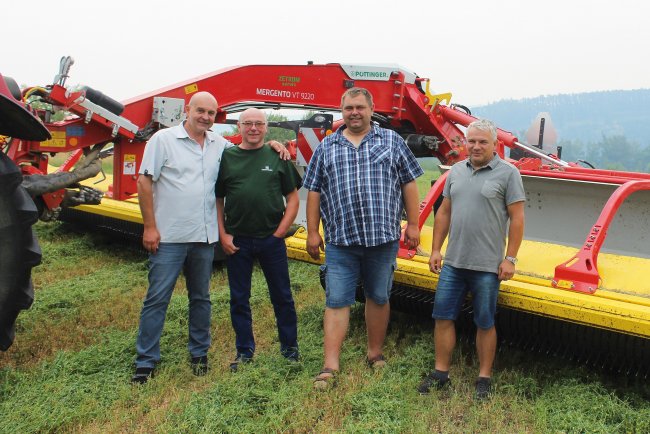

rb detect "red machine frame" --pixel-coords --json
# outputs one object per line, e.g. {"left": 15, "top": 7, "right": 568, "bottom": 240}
{"left": 6, "top": 60, "right": 650, "bottom": 296}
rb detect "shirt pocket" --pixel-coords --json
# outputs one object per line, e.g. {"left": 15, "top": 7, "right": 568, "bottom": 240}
{"left": 480, "top": 180, "right": 501, "bottom": 199}
{"left": 368, "top": 145, "right": 391, "bottom": 166}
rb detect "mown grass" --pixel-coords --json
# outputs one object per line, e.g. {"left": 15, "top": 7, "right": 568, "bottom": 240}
{"left": 415, "top": 162, "right": 441, "bottom": 226}
{"left": 1, "top": 222, "right": 649, "bottom": 433}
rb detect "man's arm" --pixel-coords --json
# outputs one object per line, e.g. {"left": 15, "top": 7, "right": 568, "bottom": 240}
{"left": 306, "top": 191, "right": 324, "bottom": 260}
{"left": 266, "top": 140, "right": 291, "bottom": 160}
{"left": 217, "top": 198, "right": 239, "bottom": 255}
{"left": 429, "top": 197, "right": 451, "bottom": 274}
{"left": 137, "top": 174, "right": 160, "bottom": 254}
{"left": 401, "top": 180, "right": 421, "bottom": 249}
{"left": 498, "top": 201, "right": 525, "bottom": 280}
{"left": 273, "top": 189, "right": 299, "bottom": 238}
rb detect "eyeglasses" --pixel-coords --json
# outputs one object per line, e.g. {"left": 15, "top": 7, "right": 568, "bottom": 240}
{"left": 239, "top": 121, "right": 267, "bottom": 128}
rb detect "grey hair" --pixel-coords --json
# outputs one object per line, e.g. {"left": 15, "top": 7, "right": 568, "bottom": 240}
{"left": 340, "top": 87, "right": 374, "bottom": 108}
{"left": 467, "top": 119, "right": 497, "bottom": 142}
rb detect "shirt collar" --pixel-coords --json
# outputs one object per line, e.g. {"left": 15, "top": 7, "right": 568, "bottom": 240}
{"left": 173, "top": 122, "right": 217, "bottom": 143}
{"left": 333, "top": 122, "right": 380, "bottom": 143}
{"left": 465, "top": 152, "right": 501, "bottom": 170}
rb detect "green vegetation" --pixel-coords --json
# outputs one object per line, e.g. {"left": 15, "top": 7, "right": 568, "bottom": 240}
{"left": 415, "top": 163, "right": 441, "bottom": 226}
{"left": 474, "top": 89, "right": 650, "bottom": 148}
{"left": 265, "top": 113, "right": 298, "bottom": 144}
{"left": 558, "top": 135, "right": 650, "bottom": 172}
{"left": 1, "top": 222, "right": 648, "bottom": 433}
{"left": 474, "top": 89, "right": 650, "bottom": 172}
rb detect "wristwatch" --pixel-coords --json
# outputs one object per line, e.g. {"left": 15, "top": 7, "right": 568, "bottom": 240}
{"left": 505, "top": 256, "right": 518, "bottom": 265}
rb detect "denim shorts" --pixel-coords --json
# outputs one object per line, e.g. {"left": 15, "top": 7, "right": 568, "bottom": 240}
{"left": 322, "top": 240, "right": 399, "bottom": 308}
{"left": 432, "top": 264, "right": 500, "bottom": 329}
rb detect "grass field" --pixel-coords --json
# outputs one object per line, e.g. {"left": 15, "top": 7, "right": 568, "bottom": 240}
{"left": 1, "top": 222, "right": 649, "bottom": 433}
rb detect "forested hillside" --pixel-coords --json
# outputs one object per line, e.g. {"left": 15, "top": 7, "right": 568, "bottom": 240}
{"left": 472, "top": 89, "right": 650, "bottom": 172}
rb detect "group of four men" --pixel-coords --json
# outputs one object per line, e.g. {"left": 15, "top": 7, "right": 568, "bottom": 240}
{"left": 131, "top": 87, "right": 525, "bottom": 400}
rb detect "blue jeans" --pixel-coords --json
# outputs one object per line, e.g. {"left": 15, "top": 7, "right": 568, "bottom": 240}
{"left": 323, "top": 241, "right": 399, "bottom": 308}
{"left": 432, "top": 264, "right": 500, "bottom": 329}
{"left": 226, "top": 235, "right": 298, "bottom": 359}
{"left": 135, "top": 242, "right": 214, "bottom": 368}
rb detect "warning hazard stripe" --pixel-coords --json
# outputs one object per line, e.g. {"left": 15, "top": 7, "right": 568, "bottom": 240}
{"left": 297, "top": 127, "right": 321, "bottom": 165}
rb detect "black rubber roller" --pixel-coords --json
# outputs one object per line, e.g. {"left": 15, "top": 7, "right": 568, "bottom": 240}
{"left": 82, "top": 86, "right": 124, "bottom": 116}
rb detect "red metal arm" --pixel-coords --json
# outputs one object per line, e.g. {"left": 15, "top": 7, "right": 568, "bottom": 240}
{"left": 552, "top": 180, "right": 650, "bottom": 294}
{"left": 435, "top": 104, "right": 518, "bottom": 153}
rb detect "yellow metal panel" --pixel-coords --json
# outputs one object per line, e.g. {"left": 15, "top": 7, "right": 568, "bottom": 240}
{"left": 285, "top": 224, "right": 650, "bottom": 339}
{"left": 74, "top": 198, "right": 143, "bottom": 223}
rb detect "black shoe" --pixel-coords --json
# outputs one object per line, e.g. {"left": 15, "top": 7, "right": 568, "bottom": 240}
{"left": 191, "top": 356, "right": 209, "bottom": 376}
{"left": 229, "top": 355, "right": 252, "bottom": 372}
{"left": 417, "top": 371, "right": 450, "bottom": 395}
{"left": 282, "top": 347, "right": 300, "bottom": 362}
{"left": 131, "top": 367, "right": 155, "bottom": 384}
{"left": 475, "top": 377, "right": 492, "bottom": 400}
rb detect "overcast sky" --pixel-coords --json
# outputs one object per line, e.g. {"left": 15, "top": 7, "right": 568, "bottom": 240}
{"left": 2, "top": 0, "right": 648, "bottom": 107}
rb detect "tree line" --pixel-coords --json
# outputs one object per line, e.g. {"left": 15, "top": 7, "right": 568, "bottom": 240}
{"left": 540, "top": 135, "right": 650, "bottom": 173}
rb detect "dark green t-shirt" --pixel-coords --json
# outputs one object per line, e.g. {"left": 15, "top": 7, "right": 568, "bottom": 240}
{"left": 216, "top": 145, "right": 302, "bottom": 237}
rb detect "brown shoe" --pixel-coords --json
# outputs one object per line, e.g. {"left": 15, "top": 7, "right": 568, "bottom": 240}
{"left": 313, "top": 368, "right": 337, "bottom": 391}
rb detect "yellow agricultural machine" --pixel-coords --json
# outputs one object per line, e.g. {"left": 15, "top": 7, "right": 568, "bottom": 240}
{"left": 2, "top": 58, "right": 648, "bottom": 376}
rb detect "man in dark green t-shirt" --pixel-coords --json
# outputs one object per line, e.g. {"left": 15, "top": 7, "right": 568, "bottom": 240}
{"left": 216, "top": 108, "right": 302, "bottom": 371}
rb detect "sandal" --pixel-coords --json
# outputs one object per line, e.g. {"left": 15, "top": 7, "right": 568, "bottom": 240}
{"left": 367, "top": 354, "right": 387, "bottom": 369}
{"left": 313, "top": 368, "right": 337, "bottom": 390}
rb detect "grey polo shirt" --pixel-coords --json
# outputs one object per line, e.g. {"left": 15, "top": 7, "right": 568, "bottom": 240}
{"left": 139, "top": 123, "right": 233, "bottom": 243}
{"left": 442, "top": 153, "right": 526, "bottom": 273}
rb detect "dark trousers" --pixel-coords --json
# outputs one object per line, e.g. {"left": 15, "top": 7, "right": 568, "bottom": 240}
{"left": 226, "top": 234, "right": 298, "bottom": 358}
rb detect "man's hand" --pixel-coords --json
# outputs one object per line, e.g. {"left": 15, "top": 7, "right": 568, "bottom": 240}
{"left": 403, "top": 222, "right": 420, "bottom": 250}
{"left": 142, "top": 226, "right": 161, "bottom": 254}
{"left": 498, "top": 259, "right": 515, "bottom": 281}
{"left": 306, "top": 231, "right": 324, "bottom": 260}
{"left": 220, "top": 233, "right": 240, "bottom": 255}
{"left": 267, "top": 140, "right": 291, "bottom": 160}
{"left": 429, "top": 250, "right": 443, "bottom": 274}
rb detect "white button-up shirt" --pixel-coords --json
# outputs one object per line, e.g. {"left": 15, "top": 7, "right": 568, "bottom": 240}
{"left": 139, "top": 123, "right": 232, "bottom": 243}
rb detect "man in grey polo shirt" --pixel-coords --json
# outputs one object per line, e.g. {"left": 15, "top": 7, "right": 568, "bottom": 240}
{"left": 417, "top": 119, "right": 525, "bottom": 400}
{"left": 132, "top": 92, "right": 287, "bottom": 383}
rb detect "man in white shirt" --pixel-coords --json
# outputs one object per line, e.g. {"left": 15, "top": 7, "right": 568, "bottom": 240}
{"left": 132, "top": 92, "right": 287, "bottom": 383}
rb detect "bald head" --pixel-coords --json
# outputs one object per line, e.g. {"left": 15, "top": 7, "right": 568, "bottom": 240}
{"left": 238, "top": 108, "right": 268, "bottom": 149}
{"left": 188, "top": 91, "right": 218, "bottom": 108}
{"left": 184, "top": 91, "right": 218, "bottom": 141}
{"left": 239, "top": 108, "right": 266, "bottom": 122}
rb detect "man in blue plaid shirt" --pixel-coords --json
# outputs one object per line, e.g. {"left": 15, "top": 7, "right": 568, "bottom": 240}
{"left": 304, "top": 87, "right": 423, "bottom": 389}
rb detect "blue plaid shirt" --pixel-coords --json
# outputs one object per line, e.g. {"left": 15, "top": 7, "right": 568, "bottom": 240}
{"left": 303, "top": 124, "right": 423, "bottom": 247}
